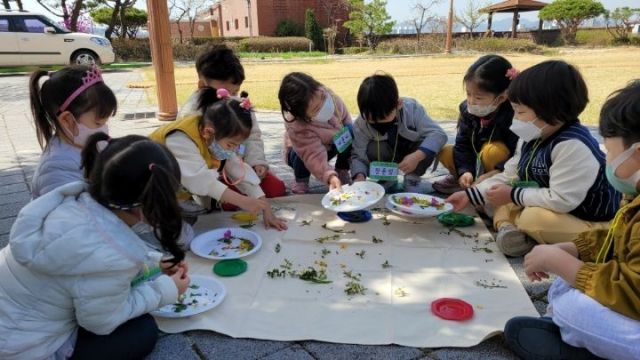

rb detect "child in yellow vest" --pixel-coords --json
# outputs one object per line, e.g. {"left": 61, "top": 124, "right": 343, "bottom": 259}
{"left": 150, "top": 88, "right": 287, "bottom": 230}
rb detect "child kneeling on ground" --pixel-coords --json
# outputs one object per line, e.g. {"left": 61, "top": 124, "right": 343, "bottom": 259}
{"left": 0, "top": 135, "right": 190, "bottom": 359}
{"left": 504, "top": 81, "right": 640, "bottom": 360}
{"left": 447, "top": 60, "right": 620, "bottom": 257}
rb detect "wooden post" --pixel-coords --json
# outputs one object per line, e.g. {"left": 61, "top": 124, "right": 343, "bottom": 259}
{"left": 511, "top": 10, "right": 519, "bottom": 39}
{"left": 147, "top": 0, "right": 178, "bottom": 121}
{"left": 487, "top": 12, "right": 493, "bottom": 31}
{"left": 538, "top": 18, "right": 543, "bottom": 43}
{"left": 444, "top": 0, "right": 454, "bottom": 54}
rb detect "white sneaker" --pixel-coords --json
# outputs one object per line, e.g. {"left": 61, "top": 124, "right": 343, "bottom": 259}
{"left": 403, "top": 174, "right": 433, "bottom": 194}
{"left": 496, "top": 224, "right": 536, "bottom": 257}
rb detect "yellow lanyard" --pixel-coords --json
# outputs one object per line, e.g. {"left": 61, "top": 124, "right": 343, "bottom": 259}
{"left": 471, "top": 125, "right": 497, "bottom": 160}
{"left": 376, "top": 122, "right": 400, "bottom": 163}
{"left": 595, "top": 204, "right": 630, "bottom": 264}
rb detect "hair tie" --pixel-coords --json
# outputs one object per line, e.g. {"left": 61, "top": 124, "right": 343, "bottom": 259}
{"left": 239, "top": 97, "right": 252, "bottom": 112}
{"left": 96, "top": 139, "right": 110, "bottom": 153}
{"left": 47, "top": 71, "right": 55, "bottom": 77}
{"left": 149, "top": 163, "right": 156, "bottom": 171}
{"left": 216, "top": 88, "right": 230, "bottom": 99}
{"left": 506, "top": 67, "right": 520, "bottom": 81}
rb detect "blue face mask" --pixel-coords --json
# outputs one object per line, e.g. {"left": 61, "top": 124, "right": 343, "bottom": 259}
{"left": 209, "top": 139, "right": 236, "bottom": 160}
{"left": 605, "top": 143, "right": 640, "bottom": 195}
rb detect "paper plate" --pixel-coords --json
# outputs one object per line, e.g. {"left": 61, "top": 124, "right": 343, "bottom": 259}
{"left": 151, "top": 275, "right": 227, "bottom": 318}
{"left": 321, "top": 181, "right": 385, "bottom": 212}
{"left": 431, "top": 298, "right": 474, "bottom": 321}
{"left": 190, "top": 228, "right": 262, "bottom": 260}
{"left": 385, "top": 200, "right": 425, "bottom": 219}
{"left": 388, "top": 193, "right": 453, "bottom": 216}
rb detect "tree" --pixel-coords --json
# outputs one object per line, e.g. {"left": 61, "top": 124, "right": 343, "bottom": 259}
{"left": 320, "top": 0, "right": 348, "bottom": 27}
{"left": 275, "top": 19, "right": 304, "bottom": 37}
{"left": 539, "top": 0, "right": 606, "bottom": 45}
{"left": 605, "top": 7, "right": 640, "bottom": 43}
{"left": 344, "top": 0, "right": 395, "bottom": 51}
{"left": 305, "top": 9, "right": 324, "bottom": 51}
{"left": 91, "top": 6, "right": 147, "bottom": 38}
{"left": 455, "top": 0, "right": 488, "bottom": 35}
{"left": 410, "top": 0, "right": 442, "bottom": 42}
{"left": 170, "top": 0, "right": 207, "bottom": 42}
{"left": 36, "top": 0, "right": 86, "bottom": 32}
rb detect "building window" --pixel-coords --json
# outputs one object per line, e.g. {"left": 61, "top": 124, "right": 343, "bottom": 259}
{"left": 235, "top": 19, "right": 239, "bottom": 29}
{"left": 245, "top": 16, "right": 248, "bottom": 28}
{"left": 226, "top": 21, "right": 229, "bottom": 31}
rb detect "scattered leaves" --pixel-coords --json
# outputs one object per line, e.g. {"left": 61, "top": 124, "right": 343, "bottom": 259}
{"left": 343, "top": 270, "right": 361, "bottom": 281}
{"left": 239, "top": 221, "right": 256, "bottom": 229}
{"left": 372, "top": 236, "right": 384, "bottom": 244}
{"left": 394, "top": 286, "right": 408, "bottom": 297}
{"left": 266, "top": 269, "right": 286, "bottom": 278}
{"left": 321, "top": 248, "right": 331, "bottom": 258}
{"left": 474, "top": 279, "right": 507, "bottom": 289}
{"left": 315, "top": 234, "right": 341, "bottom": 243}
{"left": 275, "top": 244, "right": 281, "bottom": 253}
{"left": 299, "top": 267, "right": 332, "bottom": 284}
{"left": 345, "top": 281, "right": 366, "bottom": 295}
{"left": 355, "top": 250, "right": 366, "bottom": 259}
{"left": 472, "top": 246, "right": 493, "bottom": 253}
{"left": 280, "top": 258, "right": 293, "bottom": 270}
{"left": 381, "top": 260, "right": 392, "bottom": 269}
{"left": 321, "top": 223, "right": 356, "bottom": 234}
{"left": 299, "top": 219, "right": 313, "bottom": 226}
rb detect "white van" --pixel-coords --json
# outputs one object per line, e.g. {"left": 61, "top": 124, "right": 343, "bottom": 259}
{"left": 0, "top": 10, "right": 115, "bottom": 67}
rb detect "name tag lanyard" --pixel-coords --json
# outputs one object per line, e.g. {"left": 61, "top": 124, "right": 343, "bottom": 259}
{"left": 376, "top": 122, "right": 401, "bottom": 164}
{"left": 471, "top": 125, "right": 496, "bottom": 179}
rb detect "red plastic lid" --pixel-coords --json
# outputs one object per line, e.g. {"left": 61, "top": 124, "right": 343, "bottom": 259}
{"left": 431, "top": 298, "right": 474, "bottom": 321}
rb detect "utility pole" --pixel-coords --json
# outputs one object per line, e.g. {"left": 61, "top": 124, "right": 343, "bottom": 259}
{"left": 246, "top": 0, "right": 253, "bottom": 36}
{"left": 445, "top": 0, "right": 454, "bottom": 54}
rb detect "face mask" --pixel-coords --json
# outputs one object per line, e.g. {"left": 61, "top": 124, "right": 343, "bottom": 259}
{"left": 467, "top": 97, "right": 500, "bottom": 118}
{"left": 605, "top": 143, "right": 640, "bottom": 195}
{"left": 509, "top": 117, "right": 547, "bottom": 142}
{"left": 313, "top": 93, "right": 335, "bottom": 123}
{"left": 209, "top": 139, "right": 236, "bottom": 160}
{"left": 63, "top": 119, "right": 109, "bottom": 147}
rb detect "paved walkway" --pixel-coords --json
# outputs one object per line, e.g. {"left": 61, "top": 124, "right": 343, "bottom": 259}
{"left": 0, "top": 69, "right": 559, "bottom": 359}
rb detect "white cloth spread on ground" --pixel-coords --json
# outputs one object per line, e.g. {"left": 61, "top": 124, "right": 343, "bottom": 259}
{"left": 156, "top": 195, "right": 538, "bottom": 347}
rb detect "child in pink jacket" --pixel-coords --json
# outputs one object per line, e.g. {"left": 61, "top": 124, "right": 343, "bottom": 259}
{"left": 279, "top": 72, "right": 353, "bottom": 194}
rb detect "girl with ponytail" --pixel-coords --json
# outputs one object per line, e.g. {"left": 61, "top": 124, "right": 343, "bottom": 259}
{"left": 29, "top": 65, "right": 117, "bottom": 199}
{"left": 0, "top": 134, "right": 189, "bottom": 359}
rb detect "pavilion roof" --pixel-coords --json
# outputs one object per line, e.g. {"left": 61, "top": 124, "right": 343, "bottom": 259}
{"left": 480, "top": 0, "right": 548, "bottom": 13}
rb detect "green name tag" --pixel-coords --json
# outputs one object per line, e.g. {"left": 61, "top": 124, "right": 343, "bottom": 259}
{"left": 369, "top": 161, "right": 398, "bottom": 181}
{"left": 333, "top": 127, "right": 353, "bottom": 153}
{"left": 511, "top": 180, "right": 539, "bottom": 188}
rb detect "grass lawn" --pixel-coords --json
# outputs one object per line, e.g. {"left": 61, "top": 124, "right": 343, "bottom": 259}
{"left": 142, "top": 47, "right": 640, "bottom": 125}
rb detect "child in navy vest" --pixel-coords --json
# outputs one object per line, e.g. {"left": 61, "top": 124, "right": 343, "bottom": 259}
{"left": 447, "top": 60, "right": 620, "bottom": 257}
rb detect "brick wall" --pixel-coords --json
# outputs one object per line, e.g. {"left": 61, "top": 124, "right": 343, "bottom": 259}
{"left": 169, "top": 20, "right": 214, "bottom": 39}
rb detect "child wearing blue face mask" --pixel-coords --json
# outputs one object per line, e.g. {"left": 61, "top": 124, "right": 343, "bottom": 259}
{"left": 447, "top": 60, "right": 620, "bottom": 257}
{"left": 150, "top": 88, "right": 287, "bottom": 231}
{"left": 503, "top": 81, "right": 640, "bottom": 360}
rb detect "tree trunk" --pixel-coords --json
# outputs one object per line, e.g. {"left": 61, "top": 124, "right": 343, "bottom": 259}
{"left": 68, "top": 0, "right": 83, "bottom": 32}
{"left": 176, "top": 19, "right": 183, "bottom": 43}
{"left": 15, "top": 0, "right": 23, "bottom": 10}
{"left": 2, "top": 0, "right": 10, "bottom": 10}
{"left": 104, "top": 0, "right": 121, "bottom": 40}
{"left": 119, "top": 0, "right": 130, "bottom": 39}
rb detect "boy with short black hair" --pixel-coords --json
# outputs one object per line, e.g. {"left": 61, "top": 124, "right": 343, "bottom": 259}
{"left": 504, "top": 80, "right": 640, "bottom": 360}
{"left": 179, "top": 44, "right": 286, "bottom": 198}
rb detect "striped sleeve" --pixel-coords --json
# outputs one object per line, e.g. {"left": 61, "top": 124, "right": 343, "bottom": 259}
{"left": 469, "top": 139, "right": 524, "bottom": 206}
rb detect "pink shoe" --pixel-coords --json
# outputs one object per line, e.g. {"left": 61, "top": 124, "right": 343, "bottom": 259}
{"left": 292, "top": 180, "right": 309, "bottom": 195}
{"left": 432, "top": 175, "right": 463, "bottom": 194}
{"left": 337, "top": 169, "right": 352, "bottom": 186}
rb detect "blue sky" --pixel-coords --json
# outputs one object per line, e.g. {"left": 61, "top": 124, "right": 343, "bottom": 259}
{"left": 17, "top": 0, "right": 640, "bottom": 24}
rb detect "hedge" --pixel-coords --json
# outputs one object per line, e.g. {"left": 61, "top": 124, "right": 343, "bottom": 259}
{"left": 239, "top": 37, "right": 312, "bottom": 52}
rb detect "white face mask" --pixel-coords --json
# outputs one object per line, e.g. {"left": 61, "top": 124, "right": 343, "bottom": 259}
{"left": 606, "top": 143, "right": 640, "bottom": 195}
{"left": 509, "top": 117, "right": 547, "bottom": 142}
{"left": 313, "top": 93, "right": 335, "bottom": 123}
{"left": 467, "top": 97, "right": 501, "bottom": 118}
{"left": 63, "top": 117, "right": 109, "bottom": 147}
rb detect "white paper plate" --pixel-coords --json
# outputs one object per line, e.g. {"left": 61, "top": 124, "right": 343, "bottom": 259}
{"left": 151, "top": 275, "right": 227, "bottom": 318}
{"left": 190, "top": 228, "right": 262, "bottom": 260}
{"left": 387, "top": 193, "right": 453, "bottom": 216}
{"left": 385, "top": 198, "right": 427, "bottom": 218}
{"left": 321, "top": 181, "right": 385, "bottom": 212}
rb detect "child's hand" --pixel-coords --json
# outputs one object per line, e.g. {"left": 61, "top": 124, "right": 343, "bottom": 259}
{"left": 239, "top": 196, "right": 267, "bottom": 214}
{"left": 160, "top": 259, "right": 189, "bottom": 276}
{"left": 171, "top": 267, "right": 190, "bottom": 295}
{"left": 263, "top": 210, "right": 288, "bottom": 231}
{"left": 524, "top": 245, "right": 558, "bottom": 282}
{"left": 485, "top": 184, "right": 513, "bottom": 206}
{"left": 353, "top": 173, "right": 366, "bottom": 182}
{"left": 398, "top": 151, "right": 425, "bottom": 174}
{"left": 446, "top": 191, "right": 470, "bottom": 212}
{"left": 253, "top": 165, "right": 268, "bottom": 179}
{"left": 329, "top": 175, "right": 342, "bottom": 192}
{"left": 459, "top": 172, "right": 474, "bottom": 188}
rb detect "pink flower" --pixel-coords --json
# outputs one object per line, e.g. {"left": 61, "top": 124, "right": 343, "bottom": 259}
{"left": 224, "top": 230, "right": 232, "bottom": 238}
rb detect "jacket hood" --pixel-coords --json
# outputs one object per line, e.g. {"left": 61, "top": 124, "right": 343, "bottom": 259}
{"left": 10, "top": 182, "right": 150, "bottom": 276}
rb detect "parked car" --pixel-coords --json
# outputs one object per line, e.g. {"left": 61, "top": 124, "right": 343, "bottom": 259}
{"left": 0, "top": 10, "right": 115, "bottom": 67}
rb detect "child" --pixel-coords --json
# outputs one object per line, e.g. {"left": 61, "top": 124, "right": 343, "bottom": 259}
{"left": 351, "top": 73, "right": 447, "bottom": 193}
{"left": 177, "top": 44, "right": 285, "bottom": 198}
{"left": 433, "top": 55, "right": 519, "bottom": 194}
{"left": 0, "top": 135, "right": 190, "bottom": 359}
{"left": 447, "top": 60, "right": 620, "bottom": 257}
{"left": 29, "top": 65, "right": 116, "bottom": 199}
{"left": 150, "top": 88, "right": 287, "bottom": 230}
{"left": 504, "top": 81, "right": 640, "bottom": 360}
{"left": 279, "top": 72, "right": 353, "bottom": 194}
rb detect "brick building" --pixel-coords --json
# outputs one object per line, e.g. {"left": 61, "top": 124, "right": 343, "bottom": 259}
{"left": 199, "top": 0, "right": 349, "bottom": 38}
{"left": 169, "top": 20, "right": 214, "bottom": 39}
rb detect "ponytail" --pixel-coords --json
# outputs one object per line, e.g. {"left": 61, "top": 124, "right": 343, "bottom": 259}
{"left": 82, "top": 132, "right": 111, "bottom": 179}
{"left": 30, "top": 70, "right": 53, "bottom": 148}
{"left": 197, "top": 86, "right": 223, "bottom": 115}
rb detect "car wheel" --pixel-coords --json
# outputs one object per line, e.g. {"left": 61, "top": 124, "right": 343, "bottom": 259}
{"left": 72, "top": 50, "right": 100, "bottom": 66}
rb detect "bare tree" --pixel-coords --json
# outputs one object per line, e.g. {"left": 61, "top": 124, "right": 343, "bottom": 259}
{"left": 455, "top": 0, "right": 488, "bottom": 36}
{"left": 3, "top": 0, "right": 11, "bottom": 10}
{"left": 171, "top": 0, "right": 208, "bottom": 41}
{"left": 319, "top": 0, "right": 347, "bottom": 27}
{"left": 15, "top": 0, "right": 23, "bottom": 10}
{"left": 409, "top": 0, "right": 442, "bottom": 42}
{"left": 36, "top": 0, "right": 85, "bottom": 31}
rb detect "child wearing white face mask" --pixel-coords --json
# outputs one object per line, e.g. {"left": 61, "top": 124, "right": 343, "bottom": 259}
{"left": 278, "top": 72, "right": 353, "bottom": 194}
{"left": 29, "top": 65, "right": 116, "bottom": 199}
{"left": 434, "top": 55, "right": 520, "bottom": 194}
{"left": 447, "top": 60, "right": 620, "bottom": 257}
{"left": 503, "top": 81, "right": 640, "bottom": 360}
{"left": 149, "top": 88, "right": 287, "bottom": 231}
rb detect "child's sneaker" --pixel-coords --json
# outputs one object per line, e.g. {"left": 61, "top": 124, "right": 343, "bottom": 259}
{"left": 179, "top": 199, "right": 207, "bottom": 217}
{"left": 337, "top": 169, "right": 352, "bottom": 186}
{"left": 496, "top": 224, "right": 536, "bottom": 257}
{"left": 404, "top": 174, "right": 424, "bottom": 194}
{"left": 433, "top": 175, "right": 463, "bottom": 194}
{"left": 291, "top": 179, "right": 309, "bottom": 195}
{"left": 380, "top": 180, "right": 403, "bottom": 193}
